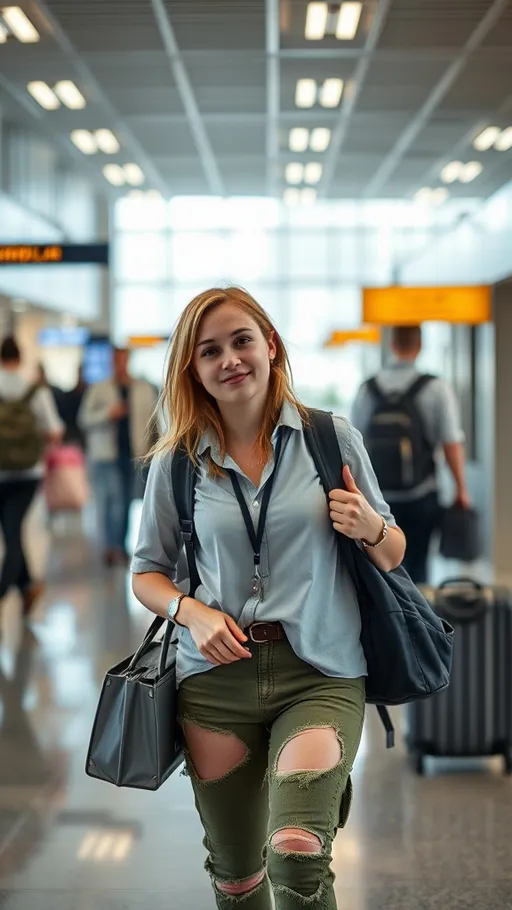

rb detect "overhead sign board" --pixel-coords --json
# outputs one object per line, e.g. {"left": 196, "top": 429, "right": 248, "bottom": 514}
{"left": 363, "top": 285, "right": 491, "bottom": 325}
{"left": 128, "top": 336, "right": 168, "bottom": 348}
{"left": 324, "top": 326, "right": 381, "bottom": 347}
{"left": 0, "top": 243, "right": 109, "bottom": 266}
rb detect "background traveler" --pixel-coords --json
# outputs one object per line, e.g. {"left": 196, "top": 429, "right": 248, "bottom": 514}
{"left": 351, "top": 325, "right": 470, "bottom": 584}
{"left": 79, "top": 347, "right": 158, "bottom": 565}
{"left": 0, "top": 336, "right": 63, "bottom": 616}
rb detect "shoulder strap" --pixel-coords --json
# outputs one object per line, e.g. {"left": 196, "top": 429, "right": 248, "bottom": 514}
{"left": 401, "top": 373, "right": 436, "bottom": 407}
{"left": 366, "top": 377, "right": 387, "bottom": 406}
{"left": 302, "top": 407, "right": 395, "bottom": 748}
{"left": 170, "top": 447, "right": 201, "bottom": 597}
{"left": 21, "top": 383, "right": 41, "bottom": 404}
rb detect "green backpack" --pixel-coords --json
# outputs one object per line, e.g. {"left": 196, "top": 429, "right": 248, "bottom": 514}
{"left": 0, "top": 384, "right": 45, "bottom": 471}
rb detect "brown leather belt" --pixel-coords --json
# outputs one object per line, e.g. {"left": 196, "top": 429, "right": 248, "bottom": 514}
{"left": 246, "top": 621, "right": 284, "bottom": 644}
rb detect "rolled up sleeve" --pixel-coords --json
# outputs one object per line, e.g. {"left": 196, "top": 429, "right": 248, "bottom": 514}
{"left": 333, "top": 416, "right": 396, "bottom": 527}
{"left": 131, "top": 453, "right": 182, "bottom": 578}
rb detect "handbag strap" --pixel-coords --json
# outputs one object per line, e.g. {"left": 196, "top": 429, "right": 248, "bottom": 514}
{"left": 302, "top": 408, "right": 395, "bottom": 749}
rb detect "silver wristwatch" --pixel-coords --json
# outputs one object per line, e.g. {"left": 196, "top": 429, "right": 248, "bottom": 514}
{"left": 167, "top": 593, "right": 186, "bottom": 624}
{"left": 362, "top": 517, "right": 389, "bottom": 549}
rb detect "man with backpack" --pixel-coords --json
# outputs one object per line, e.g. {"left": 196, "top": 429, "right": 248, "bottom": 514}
{"left": 0, "top": 337, "right": 63, "bottom": 616}
{"left": 351, "top": 325, "right": 470, "bottom": 583}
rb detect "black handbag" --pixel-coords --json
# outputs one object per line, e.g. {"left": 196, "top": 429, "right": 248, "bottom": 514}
{"left": 303, "top": 409, "right": 454, "bottom": 744}
{"left": 440, "top": 504, "right": 481, "bottom": 562}
{"left": 85, "top": 615, "right": 183, "bottom": 790}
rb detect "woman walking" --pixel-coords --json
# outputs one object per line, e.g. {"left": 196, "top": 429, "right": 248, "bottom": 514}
{"left": 132, "top": 287, "right": 405, "bottom": 909}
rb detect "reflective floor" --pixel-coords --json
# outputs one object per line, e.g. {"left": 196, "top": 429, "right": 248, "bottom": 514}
{"left": 0, "top": 497, "right": 511, "bottom": 910}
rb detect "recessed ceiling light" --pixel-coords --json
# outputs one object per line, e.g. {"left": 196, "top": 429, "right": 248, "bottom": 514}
{"left": 414, "top": 188, "right": 433, "bottom": 205}
{"left": 300, "top": 188, "right": 317, "bottom": 204}
{"left": 319, "top": 78, "right": 343, "bottom": 108}
{"left": 27, "top": 81, "right": 60, "bottom": 111}
{"left": 305, "top": 2, "right": 328, "bottom": 40}
{"left": 440, "top": 161, "right": 462, "bottom": 184}
{"left": 1, "top": 7, "right": 39, "bottom": 42}
{"left": 473, "top": 126, "right": 501, "bottom": 151}
{"left": 295, "top": 78, "right": 317, "bottom": 109}
{"left": 54, "top": 81, "right": 86, "bottom": 110}
{"left": 459, "top": 161, "right": 483, "bottom": 183}
{"left": 103, "top": 164, "right": 126, "bottom": 187}
{"left": 95, "top": 129, "right": 120, "bottom": 154}
{"left": 285, "top": 162, "right": 304, "bottom": 184}
{"left": 494, "top": 127, "right": 512, "bottom": 151}
{"left": 283, "top": 188, "right": 301, "bottom": 206}
{"left": 431, "top": 187, "right": 449, "bottom": 205}
{"left": 310, "top": 127, "right": 331, "bottom": 152}
{"left": 289, "top": 128, "right": 310, "bottom": 152}
{"left": 124, "top": 163, "right": 145, "bottom": 186}
{"left": 304, "top": 162, "right": 323, "bottom": 184}
{"left": 336, "top": 2, "right": 363, "bottom": 40}
{"left": 70, "top": 129, "right": 98, "bottom": 155}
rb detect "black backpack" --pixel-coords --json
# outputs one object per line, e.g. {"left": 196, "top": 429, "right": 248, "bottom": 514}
{"left": 170, "top": 409, "right": 453, "bottom": 748}
{"left": 363, "top": 374, "right": 436, "bottom": 492}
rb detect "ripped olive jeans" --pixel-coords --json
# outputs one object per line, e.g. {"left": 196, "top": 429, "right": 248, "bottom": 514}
{"left": 177, "top": 635, "right": 365, "bottom": 910}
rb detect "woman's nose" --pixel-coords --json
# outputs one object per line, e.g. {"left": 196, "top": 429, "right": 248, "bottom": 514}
{"left": 221, "top": 351, "right": 241, "bottom": 370}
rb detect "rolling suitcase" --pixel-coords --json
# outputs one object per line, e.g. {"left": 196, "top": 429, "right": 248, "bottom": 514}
{"left": 405, "top": 578, "right": 512, "bottom": 775}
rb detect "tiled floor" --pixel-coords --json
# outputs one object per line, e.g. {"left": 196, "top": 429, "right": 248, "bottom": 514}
{"left": 0, "top": 497, "right": 511, "bottom": 910}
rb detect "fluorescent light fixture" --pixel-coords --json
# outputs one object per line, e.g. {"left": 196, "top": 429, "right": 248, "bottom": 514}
{"left": 459, "top": 161, "right": 483, "bottom": 183}
{"left": 336, "top": 2, "right": 363, "bottom": 40}
{"left": 304, "top": 162, "right": 323, "bottom": 184}
{"left": 319, "top": 78, "right": 343, "bottom": 108}
{"left": 27, "top": 81, "right": 60, "bottom": 111}
{"left": 54, "top": 81, "right": 86, "bottom": 110}
{"left": 440, "top": 161, "right": 462, "bottom": 184}
{"left": 283, "top": 188, "right": 300, "bottom": 206}
{"left": 285, "top": 162, "right": 304, "bottom": 184}
{"left": 95, "top": 129, "right": 120, "bottom": 154}
{"left": 289, "top": 128, "right": 310, "bottom": 152}
{"left": 70, "top": 129, "right": 98, "bottom": 155}
{"left": 310, "top": 127, "right": 331, "bottom": 152}
{"left": 300, "top": 188, "right": 317, "bottom": 204}
{"left": 305, "top": 2, "right": 328, "bottom": 40}
{"left": 473, "top": 126, "right": 500, "bottom": 151}
{"left": 431, "top": 187, "right": 449, "bottom": 205}
{"left": 295, "top": 78, "right": 317, "bottom": 108}
{"left": 494, "top": 127, "right": 512, "bottom": 151}
{"left": 2, "top": 7, "right": 39, "bottom": 42}
{"left": 123, "top": 163, "right": 145, "bottom": 186}
{"left": 103, "top": 164, "right": 126, "bottom": 187}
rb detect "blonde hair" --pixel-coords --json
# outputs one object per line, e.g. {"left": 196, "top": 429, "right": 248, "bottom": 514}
{"left": 150, "top": 286, "right": 308, "bottom": 473}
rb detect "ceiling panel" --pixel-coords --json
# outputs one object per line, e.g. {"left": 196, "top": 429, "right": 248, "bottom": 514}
{"left": 0, "top": 0, "right": 511, "bottom": 203}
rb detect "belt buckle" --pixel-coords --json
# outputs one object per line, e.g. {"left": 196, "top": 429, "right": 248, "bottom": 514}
{"left": 248, "top": 622, "right": 270, "bottom": 644}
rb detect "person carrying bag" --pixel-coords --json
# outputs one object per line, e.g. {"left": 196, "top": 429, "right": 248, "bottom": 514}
{"left": 87, "top": 287, "right": 452, "bottom": 910}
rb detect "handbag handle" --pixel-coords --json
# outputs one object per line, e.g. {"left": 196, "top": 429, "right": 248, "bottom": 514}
{"left": 438, "top": 577, "right": 483, "bottom": 591}
{"left": 128, "top": 615, "right": 177, "bottom": 675}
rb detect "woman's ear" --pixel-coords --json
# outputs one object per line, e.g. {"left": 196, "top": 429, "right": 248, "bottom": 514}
{"left": 268, "top": 330, "right": 277, "bottom": 362}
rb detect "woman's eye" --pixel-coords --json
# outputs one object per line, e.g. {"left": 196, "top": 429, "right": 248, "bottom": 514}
{"left": 236, "top": 336, "right": 251, "bottom": 346}
{"left": 201, "top": 348, "right": 217, "bottom": 358}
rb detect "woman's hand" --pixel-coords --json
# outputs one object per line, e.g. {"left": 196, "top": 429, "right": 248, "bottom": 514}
{"left": 329, "top": 465, "right": 383, "bottom": 543}
{"left": 177, "top": 598, "right": 252, "bottom": 666}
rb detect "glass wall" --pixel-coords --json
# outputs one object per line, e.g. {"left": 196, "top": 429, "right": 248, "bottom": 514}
{"left": 112, "top": 195, "right": 477, "bottom": 413}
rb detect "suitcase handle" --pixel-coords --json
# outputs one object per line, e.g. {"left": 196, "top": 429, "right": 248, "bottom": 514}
{"left": 438, "top": 577, "right": 483, "bottom": 591}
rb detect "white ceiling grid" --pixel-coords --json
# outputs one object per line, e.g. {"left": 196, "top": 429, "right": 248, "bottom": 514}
{"left": 0, "top": 0, "right": 511, "bottom": 201}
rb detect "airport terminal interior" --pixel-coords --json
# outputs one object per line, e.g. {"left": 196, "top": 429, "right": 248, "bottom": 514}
{"left": 1, "top": 1, "right": 512, "bottom": 908}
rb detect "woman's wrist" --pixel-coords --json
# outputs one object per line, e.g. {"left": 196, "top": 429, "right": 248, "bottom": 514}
{"left": 175, "top": 595, "right": 201, "bottom": 628}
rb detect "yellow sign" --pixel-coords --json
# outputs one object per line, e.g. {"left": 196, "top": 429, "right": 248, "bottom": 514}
{"left": 324, "top": 326, "right": 381, "bottom": 347}
{"left": 128, "top": 336, "right": 167, "bottom": 348}
{"left": 0, "top": 244, "right": 63, "bottom": 264}
{"left": 363, "top": 285, "right": 491, "bottom": 325}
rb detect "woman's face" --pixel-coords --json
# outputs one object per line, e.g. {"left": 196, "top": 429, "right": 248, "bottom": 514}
{"left": 192, "top": 303, "right": 276, "bottom": 408}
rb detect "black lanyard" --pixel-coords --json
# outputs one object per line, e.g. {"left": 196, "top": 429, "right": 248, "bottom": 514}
{"left": 227, "top": 430, "right": 284, "bottom": 600}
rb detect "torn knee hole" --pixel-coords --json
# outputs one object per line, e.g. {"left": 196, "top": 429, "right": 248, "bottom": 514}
{"left": 182, "top": 722, "right": 248, "bottom": 782}
{"left": 276, "top": 727, "right": 342, "bottom": 775}
{"left": 271, "top": 828, "right": 323, "bottom": 855}
{"left": 216, "top": 869, "right": 266, "bottom": 895}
